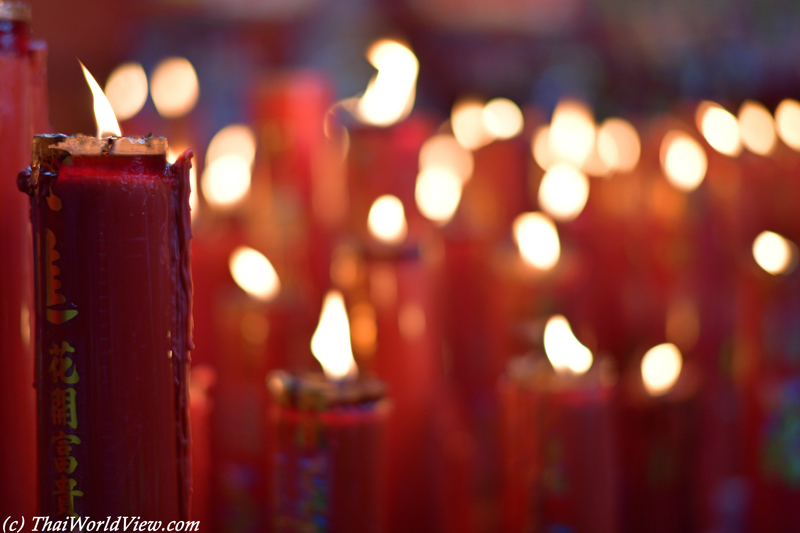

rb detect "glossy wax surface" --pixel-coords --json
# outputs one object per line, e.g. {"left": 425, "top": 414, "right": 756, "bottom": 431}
{"left": 30, "top": 152, "right": 192, "bottom": 520}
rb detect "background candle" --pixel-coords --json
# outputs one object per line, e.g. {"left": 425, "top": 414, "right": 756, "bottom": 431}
{"left": 19, "top": 134, "right": 193, "bottom": 520}
{"left": 0, "top": 2, "right": 47, "bottom": 520}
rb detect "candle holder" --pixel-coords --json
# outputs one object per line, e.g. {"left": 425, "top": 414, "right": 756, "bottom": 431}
{"left": 267, "top": 371, "right": 390, "bottom": 533}
{"left": 19, "top": 134, "right": 193, "bottom": 520}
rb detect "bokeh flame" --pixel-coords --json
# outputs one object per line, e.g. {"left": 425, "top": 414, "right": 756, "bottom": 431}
{"left": 738, "top": 101, "right": 777, "bottom": 156}
{"left": 80, "top": 61, "right": 121, "bottom": 137}
{"left": 482, "top": 98, "right": 524, "bottom": 140}
{"left": 151, "top": 57, "right": 199, "bottom": 119}
{"left": 104, "top": 62, "right": 148, "bottom": 122}
{"left": 311, "top": 290, "right": 359, "bottom": 381}
{"left": 596, "top": 118, "right": 641, "bottom": 172}
{"left": 229, "top": 246, "right": 281, "bottom": 302}
{"left": 543, "top": 315, "right": 593, "bottom": 375}
{"left": 537, "top": 164, "right": 590, "bottom": 221}
{"left": 752, "top": 231, "right": 797, "bottom": 275}
{"left": 696, "top": 102, "right": 742, "bottom": 157}
{"left": 368, "top": 195, "right": 408, "bottom": 245}
{"left": 419, "top": 134, "right": 474, "bottom": 184}
{"left": 201, "top": 125, "right": 257, "bottom": 208}
{"left": 549, "top": 100, "right": 595, "bottom": 168}
{"left": 775, "top": 99, "right": 800, "bottom": 151}
{"left": 641, "top": 343, "right": 683, "bottom": 396}
{"left": 452, "top": 99, "right": 494, "bottom": 150}
{"left": 513, "top": 212, "right": 560, "bottom": 270}
{"left": 415, "top": 167, "right": 463, "bottom": 225}
{"left": 660, "top": 131, "right": 707, "bottom": 192}
{"left": 356, "top": 40, "right": 418, "bottom": 127}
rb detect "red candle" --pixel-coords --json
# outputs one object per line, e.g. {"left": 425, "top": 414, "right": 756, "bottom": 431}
{"left": 19, "top": 134, "right": 194, "bottom": 520}
{"left": 267, "top": 290, "right": 390, "bottom": 533}
{"left": 618, "top": 343, "right": 701, "bottom": 533}
{"left": 499, "top": 315, "right": 619, "bottom": 533}
{"left": 0, "top": 2, "right": 47, "bottom": 520}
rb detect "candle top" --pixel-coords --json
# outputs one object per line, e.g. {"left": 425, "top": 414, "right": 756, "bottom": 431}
{"left": 34, "top": 133, "right": 167, "bottom": 158}
{"left": 268, "top": 371, "right": 387, "bottom": 411}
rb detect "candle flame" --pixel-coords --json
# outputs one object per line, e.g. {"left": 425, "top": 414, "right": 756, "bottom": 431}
{"left": 641, "top": 343, "right": 683, "bottom": 396}
{"left": 356, "top": 40, "right": 418, "bottom": 126}
{"left": 80, "top": 61, "right": 121, "bottom": 137}
{"left": 513, "top": 212, "right": 560, "bottom": 270}
{"left": 368, "top": 195, "right": 408, "bottom": 245}
{"left": 229, "top": 246, "right": 281, "bottom": 302}
{"left": 310, "top": 290, "right": 358, "bottom": 381}
{"left": 752, "top": 231, "right": 797, "bottom": 275}
{"left": 543, "top": 315, "right": 593, "bottom": 375}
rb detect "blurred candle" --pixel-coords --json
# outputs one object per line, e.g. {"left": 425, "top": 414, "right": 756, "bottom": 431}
{"left": 0, "top": 2, "right": 45, "bottom": 521}
{"left": 268, "top": 290, "right": 389, "bottom": 532}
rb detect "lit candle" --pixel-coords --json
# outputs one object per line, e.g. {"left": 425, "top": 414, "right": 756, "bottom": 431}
{"left": 0, "top": 1, "right": 46, "bottom": 521}
{"left": 268, "top": 290, "right": 389, "bottom": 533}
{"left": 18, "top": 65, "right": 193, "bottom": 520}
{"left": 499, "top": 315, "right": 619, "bottom": 533}
{"left": 618, "top": 343, "right": 701, "bottom": 533}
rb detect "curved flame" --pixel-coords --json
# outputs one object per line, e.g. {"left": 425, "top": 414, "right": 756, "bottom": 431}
{"left": 80, "top": 61, "right": 121, "bottom": 137}
{"left": 356, "top": 40, "right": 418, "bottom": 127}
{"left": 543, "top": 315, "right": 593, "bottom": 375}
{"left": 310, "top": 291, "right": 358, "bottom": 380}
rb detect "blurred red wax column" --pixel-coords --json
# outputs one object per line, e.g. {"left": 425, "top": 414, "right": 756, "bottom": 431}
{"left": 0, "top": 6, "right": 47, "bottom": 520}
{"left": 345, "top": 116, "right": 448, "bottom": 533}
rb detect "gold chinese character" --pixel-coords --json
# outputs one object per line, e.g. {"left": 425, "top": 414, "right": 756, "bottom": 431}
{"left": 54, "top": 475, "right": 83, "bottom": 517}
{"left": 49, "top": 342, "right": 79, "bottom": 384}
{"left": 52, "top": 431, "right": 80, "bottom": 475}
{"left": 52, "top": 388, "right": 78, "bottom": 429}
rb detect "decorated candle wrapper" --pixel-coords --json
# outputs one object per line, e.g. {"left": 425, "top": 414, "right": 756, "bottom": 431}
{"left": 267, "top": 371, "right": 390, "bottom": 533}
{"left": 18, "top": 134, "right": 194, "bottom": 520}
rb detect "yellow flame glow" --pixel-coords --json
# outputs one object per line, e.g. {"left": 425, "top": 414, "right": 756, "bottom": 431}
{"left": 311, "top": 290, "right": 359, "bottom": 380}
{"left": 596, "top": 118, "right": 641, "bottom": 172}
{"left": 229, "top": 246, "right": 281, "bottom": 302}
{"left": 415, "top": 167, "right": 463, "bottom": 225}
{"left": 738, "top": 101, "right": 777, "bottom": 156}
{"left": 696, "top": 102, "right": 742, "bottom": 157}
{"left": 150, "top": 57, "right": 199, "bottom": 119}
{"left": 356, "top": 40, "right": 418, "bottom": 127}
{"left": 368, "top": 195, "right": 408, "bottom": 245}
{"left": 513, "top": 212, "right": 560, "bottom": 270}
{"left": 543, "top": 315, "right": 593, "bottom": 375}
{"left": 201, "top": 155, "right": 251, "bottom": 207}
{"left": 419, "top": 134, "right": 474, "bottom": 183}
{"left": 104, "top": 62, "right": 148, "bottom": 122}
{"left": 80, "top": 61, "right": 121, "bottom": 137}
{"left": 537, "top": 164, "right": 590, "bottom": 221}
{"left": 549, "top": 100, "right": 595, "bottom": 168}
{"left": 752, "top": 231, "right": 797, "bottom": 275}
{"left": 775, "top": 99, "right": 800, "bottom": 151}
{"left": 482, "top": 98, "right": 524, "bottom": 139}
{"left": 641, "top": 343, "right": 682, "bottom": 396}
{"left": 206, "top": 125, "right": 257, "bottom": 167}
{"left": 660, "top": 131, "right": 707, "bottom": 192}
{"left": 452, "top": 99, "right": 494, "bottom": 150}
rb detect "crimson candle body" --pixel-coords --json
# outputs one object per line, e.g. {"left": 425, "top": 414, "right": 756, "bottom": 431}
{"left": 0, "top": 7, "right": 47, "bottom": 520}
{"left": 271, "top": 401, "right": 388, "bottom": 532}
{"left": 20, "top": 136, "right": 193, "bottom": 521}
